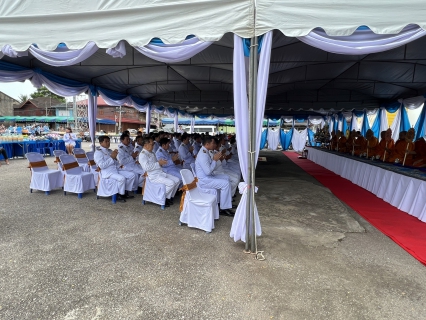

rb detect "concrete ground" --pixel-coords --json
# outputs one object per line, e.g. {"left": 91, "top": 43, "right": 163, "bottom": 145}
{"left": 0, "top": 143, "right": 425, "bottom": 320}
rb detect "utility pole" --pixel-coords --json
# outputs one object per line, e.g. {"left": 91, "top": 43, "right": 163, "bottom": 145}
{"left": 116, "top": 105, "right": 125, "bottom": 134}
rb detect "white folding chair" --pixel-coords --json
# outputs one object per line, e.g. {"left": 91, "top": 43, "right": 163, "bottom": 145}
{"left": 142, "top": 173, "right": 167, "bottom": 210}
{"left": 190, "top": 163, "right": 219, "bottom": 203}
{"left": 179, "top": 169, "right": 218, "bottom": 233}
{"left": 26, "top": 152, "right": 63, "bottom": 195}
{"left": 73, "top": 148, "right": 90, "bottom": 172}
{"left": 86, "top": 151, "right": 99, "bottom": 185}
{"left": 60, "top": 155, "right": 96, "bottom": 199}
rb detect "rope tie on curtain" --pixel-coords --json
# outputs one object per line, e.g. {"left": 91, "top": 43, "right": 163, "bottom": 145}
{"left": 179, "top": 178, "right": 198, "bottom": 212}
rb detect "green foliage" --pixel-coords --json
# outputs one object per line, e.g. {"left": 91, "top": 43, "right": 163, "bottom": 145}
{"left": 30, "top": 86, "right": 66, "bottom": 103}
{"left": 18, "top": 94, "right": 28, "bottom": 103}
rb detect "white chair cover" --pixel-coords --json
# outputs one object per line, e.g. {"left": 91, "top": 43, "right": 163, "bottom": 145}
{"left": 53, "top": 150, "right": 66, "bottom": 170}
{"left": 190, "top": 163, "right": 219, "bottom": 204}
{"left": 26, "top": 152, "right": 63, "bottom": 192}
{"left": 143, "top": 174, "right": 166, "bottom": 206}
{"left": 60, "top": 155, "right": 96, "bottom": 195}
{"left": 86, "top": 151, "right": 99, "bottom": 185}
{"left": 73, "top": 148, "right": 91, "bottom": 172}
{"left": 179, "top": 169, "right": 218, "bottom": 233}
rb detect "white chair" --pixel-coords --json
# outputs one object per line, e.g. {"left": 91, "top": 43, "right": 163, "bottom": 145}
{"left": 179, "top": 169, "right": 219, "bottom": 233}
{"left": 73, "top": 148, "right": 90, "bottom": 172}
{"left": 53, "top": 150, "right": 66, "bottom": 170}
{"left": 26, "top": 152, "right": 63, "bottom": 195}
{"left": 190, "top": 163, "right": 219, "bottom": 204}
{"left": 96, "top": 168, "right": 120, "bottom": 204}
{"left": 60, "top": 154, "right": 96, "bottom": 199}
{"left": 86, "top": 151, "right": 99, "bottom": 185}
{"left": 142, "top": 173, "right": 167, "bottom": 210}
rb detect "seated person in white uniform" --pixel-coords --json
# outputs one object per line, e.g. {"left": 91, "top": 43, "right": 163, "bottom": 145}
{"left": 94, "top": 135, "right": 136, "bottom": 201}
{"left": 152, "top": 133, "right": 161, "bottom": 154}
{"left": 195, "top": 135, "right": 234, "bottom": 216}
{"left": 178, "top": 133, "right": 195, "bottom": 170}
{"left": 192, "top": 134, "right": 202, "bottom": 157}
{"left": 139, "top": 137, "right": 180, "bottom": 207}
{"left": 117, "top": 133, "right": 145, "bottom": 188}
{"left": 63, "top": 127, "right": 77, "bottom": 154}
{"left": 155, "top": 138, "right": 183, "bottom": 184}
{"left": 133, "top": 136, "right": 144, "bottom": 154}
{"left": 173, "top": 133, "right": 182, "bottom": 151}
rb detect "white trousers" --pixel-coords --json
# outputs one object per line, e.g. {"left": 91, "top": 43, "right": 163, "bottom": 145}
{"left": 150, "top": 174, "right": 180, "bottom": 199}
{"left": 199, "top": 175, "right": 232, "bottom": 209}
{"left": 110, "top": 171, "right": 136, "bottom": 195}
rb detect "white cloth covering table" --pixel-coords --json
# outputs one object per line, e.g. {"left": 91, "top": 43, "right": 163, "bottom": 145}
{"left": 307, "top": 147, "right": 426, "bottom": 223}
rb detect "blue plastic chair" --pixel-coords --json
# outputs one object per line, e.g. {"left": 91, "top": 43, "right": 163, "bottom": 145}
{"left": 36, "top": 142, "right": 50, "bottom": 156}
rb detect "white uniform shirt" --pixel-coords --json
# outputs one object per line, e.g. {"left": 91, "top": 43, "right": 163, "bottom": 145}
{"left": 117, "top": 142, "right": 138, "bottom": 168}
{"left": 94, "top": 146, "right": 120, "bottom": 178}
{"left": 139, "top": 149, "right": 166, "bottom": 179}
{"left": 195, "top": 146, "right": 217, "bottom": 180}
{"left": 178, "top": 143, "right": 195, "bottom": 165}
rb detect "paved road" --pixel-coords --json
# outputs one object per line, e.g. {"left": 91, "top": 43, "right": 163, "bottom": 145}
{"left": 0, "top": 146, "right": 425, "bottom": 319}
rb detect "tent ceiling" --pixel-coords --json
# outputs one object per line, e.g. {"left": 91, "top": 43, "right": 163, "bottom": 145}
{"left": 2, "top": 31, "right": 426, "bottom": 115}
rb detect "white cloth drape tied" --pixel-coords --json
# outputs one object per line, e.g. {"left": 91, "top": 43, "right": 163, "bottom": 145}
{"left": 291, "top": 128, "right": 308, "bottom": 152}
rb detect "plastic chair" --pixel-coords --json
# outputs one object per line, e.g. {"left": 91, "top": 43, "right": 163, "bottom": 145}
{"left": 179, "top": 169, "right": 218, "bottom": 233}
{"left": 36, "top": 142, "right": 50, "bottom": 156}
{"left": 142, "top": 173, "right": 167, "bottom": 210}
{"left": 26, "top": 152, "right": 63, "bottom": 195}
{"left": 60, "top": 155, "right": 96, "bottom": 198}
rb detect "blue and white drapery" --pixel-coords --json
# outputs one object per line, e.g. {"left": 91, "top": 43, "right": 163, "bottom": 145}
{"left": 230, "top": 31, "right": 272, "bottom": 243}
{"left": 145, "top": 105, "right": 152, "bottom": 134}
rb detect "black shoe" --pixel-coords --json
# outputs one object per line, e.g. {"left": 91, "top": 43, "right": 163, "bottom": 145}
{"left": 123, "top": 192, "right": 134, "bottom": 199}
{"left": 137, "top": 187, "right": 143, "bottom": 193}
{"left": 117, "top": 194, "right": 127, "bottom": 202}
{"left": 164, "top": 202, "right": 170, "bottom": 207}
{"left": 166, "top": 199, "right": 173, "bottom": 206}
{"left": 232, "top": 204, "right": 238, "bottom": 209}
{"left": 219, "top": 209, "right": 234, "bottom": 217}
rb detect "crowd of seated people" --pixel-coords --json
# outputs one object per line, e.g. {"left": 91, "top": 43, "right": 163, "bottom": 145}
{"left": 327, "top": 127, "right": 426, "bottom": 167}
{"left": 95, "top": 130, "right": 240, "bottom": 214}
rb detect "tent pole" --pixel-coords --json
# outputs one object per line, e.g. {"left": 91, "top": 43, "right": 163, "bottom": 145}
{"left": 246, "top": 36, "right": 258, "bottom": 253}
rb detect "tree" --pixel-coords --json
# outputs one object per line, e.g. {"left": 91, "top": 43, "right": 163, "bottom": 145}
{"left": 30, "top": 86, "right": 66, "bottom": 103}
{"left": 18, "top": 94, "right": 28, "bottom": 103}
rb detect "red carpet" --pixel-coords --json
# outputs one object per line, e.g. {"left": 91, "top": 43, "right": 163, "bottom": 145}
{"left": 284, "top": 151, "right": 426, "bottom": 266}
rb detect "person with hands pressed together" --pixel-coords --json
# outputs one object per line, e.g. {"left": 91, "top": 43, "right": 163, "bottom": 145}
{"left": 94, "top": 135, "right": 136, "bottom": 202}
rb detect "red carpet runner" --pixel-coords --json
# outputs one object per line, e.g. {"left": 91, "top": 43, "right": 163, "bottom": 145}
{"left": 284, "top": 151, "right": 426, "bottom": 266}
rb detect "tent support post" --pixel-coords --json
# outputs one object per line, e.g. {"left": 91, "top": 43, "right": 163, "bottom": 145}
{"left": 246, "top": 36, "right": 258, "bottom": 253}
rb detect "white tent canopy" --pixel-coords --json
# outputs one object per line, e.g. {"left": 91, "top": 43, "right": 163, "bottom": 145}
{"left": 1, "top": 0, "right": 426, "bottom": 50}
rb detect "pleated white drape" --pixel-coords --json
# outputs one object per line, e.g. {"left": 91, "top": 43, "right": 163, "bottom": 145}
{"left": 87, "top": 94, "right": 98, "bottom": 152}
{"left": 190, "top": 116, "right": 195, "bottom": 134}
{"left": 267, "top": 128, "right": 280, "bottom": 150}
{"left": 390, "top": 105, "right": 402, "bottom": 141}
{"left": 230, "top": 31, "right": 272, "bottom": 243}
{"left": 174, "top": 113, "right": 179, "bottom": 132}
{"left": 298, "top": 25, "right": 426, "bottom": 55}
{"left": 145, "top": 105, "right": 152, "bottom": 134}
{"left": 291, "top": 128, "right": 308, "bottom": 152}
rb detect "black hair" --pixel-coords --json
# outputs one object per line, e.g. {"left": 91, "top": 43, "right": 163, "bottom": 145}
{"left": 142, "top": 136, "right": 153, "bottom": 146}
{"left": 159, "top": 137, "right": 170, "bottom": 146}
{"left": 202, "top": 135, "right": 215, "bottom": 145}
{"left": 98, "top": 135, "right": 110, "bottom": 143}
{"left": 181, "top": 133, "right": 189, "bottom": 141}
{"left": 120, "top": 133, "right": 130, "bottom": 141}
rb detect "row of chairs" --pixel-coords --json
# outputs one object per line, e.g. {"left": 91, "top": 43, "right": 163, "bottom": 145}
{"left": 26, "top": 149, "right": 221, "bottom": 233}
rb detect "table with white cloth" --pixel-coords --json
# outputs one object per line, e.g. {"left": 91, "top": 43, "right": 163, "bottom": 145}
{"left": 307, "top": 147, "right": 426, "bottom": 223}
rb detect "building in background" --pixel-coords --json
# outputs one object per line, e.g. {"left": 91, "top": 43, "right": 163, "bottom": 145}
{"left": 13, "top": 97, "right": 62, "bottom": 117}
{"left": 0, "top": 91, "right": 19, "bottom": 116}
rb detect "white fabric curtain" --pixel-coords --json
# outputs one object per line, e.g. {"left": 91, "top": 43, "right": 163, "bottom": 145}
{"left": 282, "top": 117, "right": 293, "bottom": 123}
{"left": 174, "top": 113, "right": 179, "bottom": 132}
{"left": 145, "top": 105, "right": 152, "bottom": 134}
{"left": 379, "top": 107, "right": 389, "bottom": 141}
{"left": 0, "top": 69, "right": 34, "bottom": 82}
{"left": 267, "top": 128, "right": 280, "bottom": 150}
{"left": 308, "top": 116, "right": 324, "bottom": 126}
{"left": 98, "top": 89, "right": 133, "bottom": 107}
{"left": 297, "top": 25, "right": 426, "bottom": 55}
{"left": 87, "top": 94, "right": 98, "bottom": 152}
{"left": 230, "top": 31, "right": 272, "bottom": 243}
{"left": 291, "top": 128, "right": 308, "bottom": 152}
{"left": 337, "top": 116, "right": 343, "bottom": 131}
{"left": 390, "top": 105, "right": 402, "bottom": 141}
{"left": 30, "top": 73, "right": 88, "bottom": 97}
{"left": 190, "top": 116, "right": 195, "bottom": 134}
{"left": 351, "top": 113, "right": 361, "bottom": 131}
